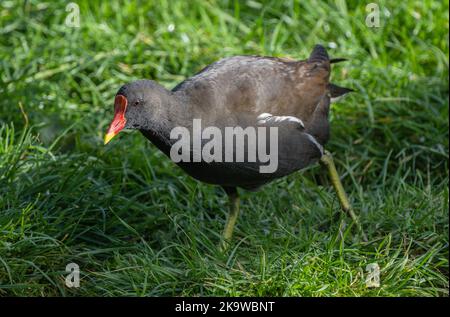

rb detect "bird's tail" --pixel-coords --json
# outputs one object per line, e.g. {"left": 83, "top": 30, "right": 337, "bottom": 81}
{"left": 309, "top": 45, "right": 348, "bottom": 64}
{"left": 328, "top": 83, "right": 354, "bottom": 101}
{"left": 309, "top": 45, "right": 354, "bottom": 100}
{"left": 330, "top": 58, "right": 347, "bottom": 63}
{"left": 308, "top": 44, "right": 329, "bottom": 63}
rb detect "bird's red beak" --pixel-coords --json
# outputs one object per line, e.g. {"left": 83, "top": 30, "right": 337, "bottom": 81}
{"left": 104, "top": 95, "right": 128, "bottom": 145}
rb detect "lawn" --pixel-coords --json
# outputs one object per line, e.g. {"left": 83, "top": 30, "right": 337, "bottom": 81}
{"left": 0, "top": 0, "right": 448, "bottom": 296}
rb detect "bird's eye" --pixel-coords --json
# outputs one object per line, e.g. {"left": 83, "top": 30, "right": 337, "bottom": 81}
{"left": 134, "top": 100, "right": 140, "bottom": 106}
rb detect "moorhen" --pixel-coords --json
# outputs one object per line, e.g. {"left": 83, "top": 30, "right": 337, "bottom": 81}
{"left": 104, "top": 44, "right": 365, "bottom": 248}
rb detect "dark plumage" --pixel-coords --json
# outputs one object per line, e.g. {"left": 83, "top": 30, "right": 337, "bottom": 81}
{"left": 107, "top": 45, "right": 350, "bottom": 188}
{"left": 104, "top": 44, "right": 361, "bottom": 247}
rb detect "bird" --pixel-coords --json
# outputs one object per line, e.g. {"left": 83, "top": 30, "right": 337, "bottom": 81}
{"left": 104, "top": 44, "right": 366, "bottom": 249}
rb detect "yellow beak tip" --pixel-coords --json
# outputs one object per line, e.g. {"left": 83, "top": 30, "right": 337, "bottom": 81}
{"left": 104, "top": 133, "right": 115, "bottom": 145}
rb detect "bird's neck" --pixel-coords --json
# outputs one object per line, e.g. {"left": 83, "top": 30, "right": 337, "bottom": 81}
{"left": 139, "top": 91, "right": 193, "bottom": 155}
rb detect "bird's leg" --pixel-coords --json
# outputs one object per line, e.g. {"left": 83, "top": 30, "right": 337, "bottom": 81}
{"left": 320, "top": 150, "right": 367, "bottom": 241}
{"left": 220, "top": 187, "right": 240, "bottom": 251}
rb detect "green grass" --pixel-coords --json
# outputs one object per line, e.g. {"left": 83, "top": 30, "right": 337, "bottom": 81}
{"left": 0, "top": 0, "right": 448, "bottom": 296}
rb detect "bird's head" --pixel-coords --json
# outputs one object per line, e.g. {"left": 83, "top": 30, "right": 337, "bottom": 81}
{"left": 104, "top": 80, "right": 167, "bottom": 144}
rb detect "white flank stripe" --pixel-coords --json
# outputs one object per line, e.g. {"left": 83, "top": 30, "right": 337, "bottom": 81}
{"left": 305, "top": 133, "right": 323, "bottom": 155}
{"left": 257, "top": 113, "right": 305, "bottom": 128}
